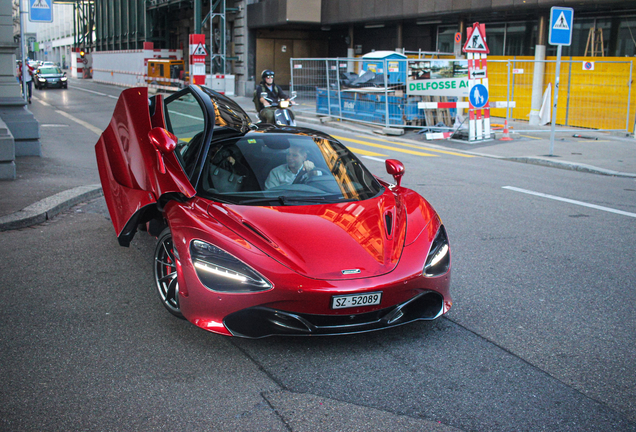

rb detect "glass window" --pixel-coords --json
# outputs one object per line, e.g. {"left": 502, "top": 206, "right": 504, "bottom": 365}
{"left": 505, "top": 23, "right": 528, "bottom": 56}
{"left": 615, "top": 18, "right": 636, "bottom": 57}
{"left": 486, "top": 24, "right": 505, "bottom": 56}
{"left": 164, "top": 90, "right": 206, "bottom": 177}
{"left": 437, "top": 26, "right": 456, "bottom": 54}
{"left": 199, "top": 134, "right": 383, "bottom": 205}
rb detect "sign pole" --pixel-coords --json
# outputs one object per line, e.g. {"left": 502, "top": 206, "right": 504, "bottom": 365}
{"left": 547, "top": 6, "right": 574, "bottom": 156}
{"left": 549, "top": 45, "right": 562, "bottom": 156}
{"left": 19, "top": 0, "right": 27, "bottom": 103}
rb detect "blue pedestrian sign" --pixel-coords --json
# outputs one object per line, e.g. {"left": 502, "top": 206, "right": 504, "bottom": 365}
{"left": 469, "top": 84, "right": 488, "bottom": 109}
{"left": 549, "top": 7, "right": 574, "bottom": 46}
{"left": 29, "top": 0, "right": 53, "bottom": 23}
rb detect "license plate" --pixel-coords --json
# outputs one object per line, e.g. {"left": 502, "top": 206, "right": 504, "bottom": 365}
{"left": 331, "top": 292, "right": 382, "bottom": 309}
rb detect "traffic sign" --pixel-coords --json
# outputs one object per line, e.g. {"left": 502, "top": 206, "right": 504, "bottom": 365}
{"left": 549, "top": 7, "right": 574, "bottom": 46}
{"left": 29, "top": 0, "right": 53, "bottom": 23}
{"left": 469, "top": 84, "right": 489, "bottom": 109}
{"left": 463, "top": 23, "right": 489, "bottom": 54}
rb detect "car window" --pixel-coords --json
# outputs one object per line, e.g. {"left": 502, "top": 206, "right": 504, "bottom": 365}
{"left": 198, "top": 133, "right": 383, "bottom": 205}
{"left": 39, "top": 67, "right": 62, "bottom": 74}
{"left": 164, "top": 89, "right": 206, "bottom": 177}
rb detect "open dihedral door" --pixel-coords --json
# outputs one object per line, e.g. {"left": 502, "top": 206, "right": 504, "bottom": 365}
{"left": 95, "top": 87, "right": 195, "bottom": 246}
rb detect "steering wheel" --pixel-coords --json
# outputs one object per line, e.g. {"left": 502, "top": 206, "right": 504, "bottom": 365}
{"left": 292, "top": 167, "right": 330, "bottom": 185}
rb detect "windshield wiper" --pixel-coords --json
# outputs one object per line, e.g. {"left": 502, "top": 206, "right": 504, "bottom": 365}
{"left": 238, "top": 195, "right": 341, "bottom": 205}
{"left": 238, "top": 196, "right": 287, "bottom": 205}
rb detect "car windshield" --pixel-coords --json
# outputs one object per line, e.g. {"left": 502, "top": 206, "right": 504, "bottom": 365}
{"left": 197, "top": 132, "right": 383, "bottom": 205}
{"left": 39, "top": 67, "right": 62, "bottom": 74}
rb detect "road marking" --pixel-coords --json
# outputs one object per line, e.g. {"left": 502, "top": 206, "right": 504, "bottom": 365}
{"left": 68, "top": 85, "right": 108, "bottom": 97}
{"left": 34, "top": 98, "right": 50, "bottom": 107}
{"left": 577, "top": 140, "right": 609, "bottom": 143}
{"left": 170, "top": 111, "right": 204, "bottom": 121}
{"left": 355, "top": 135, "right": 474, "bottom": 157}
{"left": 362, "top": 156, "right": 386, "bottom": 163}
{"left": 346, "top": 146, "right": 387, "bottom": 157}
{"left": 503, "top": 186, "right": 636, "bottom": 218}
{"left": 519, "top": 134, "right": 542, "bottom": 140}
{"left": 55, "top": 110, "right": 103, "bottom": 136}
{"left": 334, "top": 136, "right": 439, "bottom": 157}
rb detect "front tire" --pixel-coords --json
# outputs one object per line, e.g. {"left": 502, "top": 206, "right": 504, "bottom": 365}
{"left": 153, "top": 227, "right": 184, "bottom": 318}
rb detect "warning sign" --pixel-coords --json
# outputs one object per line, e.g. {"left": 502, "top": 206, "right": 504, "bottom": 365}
{"left": 32, "top": 0, "right": 50, "bottom": 8}
{"left": 191, "top": 43, "right": 207, "bottom": 56}
{"left": 553, "top": 11, "right": 570, "bottom": 30}
{"left": 463, "top": 23, "right": 489, "bottom": 54}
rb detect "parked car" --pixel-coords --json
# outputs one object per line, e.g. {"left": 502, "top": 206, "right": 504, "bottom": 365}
{"left": 95, "top": 85, "right": 452, "bottom": 338}
{"left": 34, "top": 66, "right": 67, "bottom": 89}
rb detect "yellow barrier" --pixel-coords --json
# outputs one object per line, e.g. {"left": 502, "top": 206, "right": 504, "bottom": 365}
{"left": 488, "top": 56, "right": 634, "bottom": 130}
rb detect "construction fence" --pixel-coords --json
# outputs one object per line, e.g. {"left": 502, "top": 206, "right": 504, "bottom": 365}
{"left": 289, "top": 56, "right": 635, "bottom": 133}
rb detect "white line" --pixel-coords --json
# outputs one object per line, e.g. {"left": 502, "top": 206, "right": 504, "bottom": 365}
{"left": 68, "top": 85, "right": 108, "bottom": 97}
{"left": 34, "top": 98, "right": 50, "bottom": 107}
{"left": 170, "top": 111, "right": 204, "bottom": 121}
{"left": 107, "top": 95, "right": 118, "bottom": 99}
{"left": 54, "top": 110, "right": 103, "bottom": 136}
{"left": 503, "top": 186, "right": 636, "bottom": 218}
{"left": 362, "top": 156, "right": 386, "bottom": 163}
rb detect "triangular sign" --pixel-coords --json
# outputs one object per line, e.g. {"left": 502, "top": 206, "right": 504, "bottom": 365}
{"left": 553, "top": 11, "right": 569, "bottom": 30}
{"left": 31, "top": 0, "right": 50, "bottom": 9}
{"left": 192, "top": 43, "right": 207, "bottom": 56}
{"left": 463, "top": 23, "right": 490, "bottom": 54}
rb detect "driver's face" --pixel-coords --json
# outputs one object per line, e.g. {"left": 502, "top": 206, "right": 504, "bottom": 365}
{"left": 287, "top": 147, "right": 306, "bottom": 173}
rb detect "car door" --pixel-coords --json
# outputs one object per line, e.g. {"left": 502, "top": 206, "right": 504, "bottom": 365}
{"left": 95, "top": 86, "right": 208, "bottom": 246}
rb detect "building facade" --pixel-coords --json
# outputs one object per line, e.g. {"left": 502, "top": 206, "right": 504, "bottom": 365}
{"left": 82, "top": 0, "right": 636, "bottom": 95}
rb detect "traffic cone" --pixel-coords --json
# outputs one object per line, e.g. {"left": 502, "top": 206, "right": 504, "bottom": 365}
{"left": 499, "top": 119, "right": 513, "bottom": 141}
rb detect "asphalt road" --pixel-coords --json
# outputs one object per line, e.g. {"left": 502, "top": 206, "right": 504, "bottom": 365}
{"left": 0, "top": 80, "right": 634, "bottom": 431}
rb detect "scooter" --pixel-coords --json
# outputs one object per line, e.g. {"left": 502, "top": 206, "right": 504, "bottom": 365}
{"left": 259, "top": 91, "right": 297, "bottom": 126}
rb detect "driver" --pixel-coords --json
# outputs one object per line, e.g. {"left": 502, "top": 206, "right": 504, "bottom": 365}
{"left": 265, "top": 145, "right": 319, "bottom": 189}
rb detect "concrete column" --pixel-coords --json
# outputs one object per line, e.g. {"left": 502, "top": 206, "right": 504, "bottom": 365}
{"left": 0, "top": 0, "right": 41, "bottom": 178}
{"left": 529, "top": 14, "right": 548, "bottom": 125}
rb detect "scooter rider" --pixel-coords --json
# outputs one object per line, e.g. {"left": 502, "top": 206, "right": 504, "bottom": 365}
{"left": 255, "top": 69, "right": 294, "bottom": 124}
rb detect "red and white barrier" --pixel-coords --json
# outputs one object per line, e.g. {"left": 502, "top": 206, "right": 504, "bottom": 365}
{"left": 418, "top": 101, "right": 515, "bottom": 110}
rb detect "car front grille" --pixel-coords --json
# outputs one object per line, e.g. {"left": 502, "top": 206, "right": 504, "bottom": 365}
{"left": 223, "top": 291, "right": 444, "bottom": 338}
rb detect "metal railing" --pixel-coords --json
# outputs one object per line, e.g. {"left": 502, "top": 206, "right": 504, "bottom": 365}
{"left": 290, "top": 57, "right": 635, "bottom": 134}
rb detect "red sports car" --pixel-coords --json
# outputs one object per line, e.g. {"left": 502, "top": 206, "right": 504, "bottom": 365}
{"left": 95, "top": 85, "right": 451, "bottom": 338}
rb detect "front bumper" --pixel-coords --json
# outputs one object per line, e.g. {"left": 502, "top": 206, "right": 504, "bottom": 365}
{"left": 224, "top": 291, "right": 444, "bottom": 338}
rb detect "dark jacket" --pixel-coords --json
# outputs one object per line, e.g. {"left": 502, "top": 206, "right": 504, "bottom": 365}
{"left": 253, "top": 81, "right": 288, "bottom": 111}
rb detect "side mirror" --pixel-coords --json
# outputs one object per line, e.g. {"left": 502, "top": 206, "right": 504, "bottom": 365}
{"left": 148, "top": 127, "right": 178, "bottom": 174}
{"left": 291, "top": 90, "right": 297, "bottom": 98}
{"left": 385, "top": 159, "right": 405, "bottom": 188}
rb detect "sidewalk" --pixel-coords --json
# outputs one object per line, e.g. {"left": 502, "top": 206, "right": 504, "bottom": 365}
{"left": 1, "top": 85, "right": 635, "bottom": 231}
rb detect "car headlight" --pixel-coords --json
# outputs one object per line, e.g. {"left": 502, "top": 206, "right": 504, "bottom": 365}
{"left": 38, "top": 77, "right": 46, "bottom": 82}
{"left": 424, "top": 225, "right": 450, "bottom": 277}
{"left": 190, "top": 239, "right": 272, "bottom": 293}
{"left": 61, "top": 76, "right": 67, "bottom": 81}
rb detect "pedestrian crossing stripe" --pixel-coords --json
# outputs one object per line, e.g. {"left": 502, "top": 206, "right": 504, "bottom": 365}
{"left": 352, "top": 135, "right": 475, "bottom": 158}
{"left": 335, "top": 136, "right": 439, "bottom": 157}
{"left": 32, "top": 0, "right": 50, "bottom": 9}
{"left": 553, "top": 11, "right": 569, "bottom": 30}
{"left": 345, "top": 146, "right": 387, "bottom": 157}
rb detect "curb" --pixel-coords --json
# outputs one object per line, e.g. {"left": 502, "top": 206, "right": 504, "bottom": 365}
{"left": 502, "top": 156, "right": 636, "bottom": 178}
{"left": 0, "top": 184, "right": 103, "bottom": 231}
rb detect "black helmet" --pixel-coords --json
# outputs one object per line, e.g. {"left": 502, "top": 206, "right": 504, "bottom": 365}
{"left": 261, "top": 69, "right": 275, "bottom": 80}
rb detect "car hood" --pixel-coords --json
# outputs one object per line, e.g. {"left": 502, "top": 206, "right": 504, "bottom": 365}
{"left": 207, "top": 191, "right": 407, "bottom": 280}
{"left": 38, "top": 73, "right": 64, "bottom": 78}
